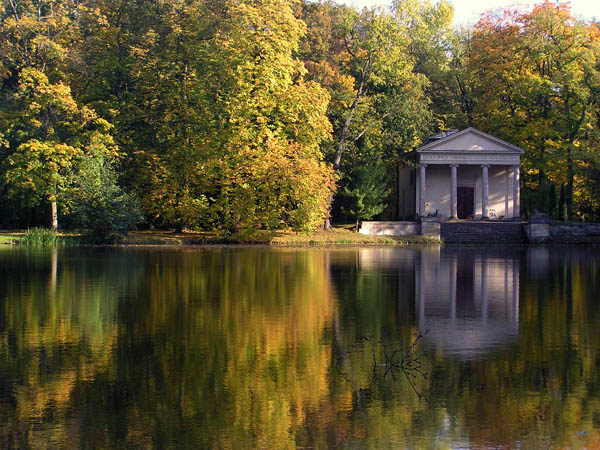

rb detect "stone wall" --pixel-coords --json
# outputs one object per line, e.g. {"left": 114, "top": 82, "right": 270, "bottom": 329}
{"left": 360, "top": 220, "right": 600, "bottom": 245}
{"left": 421, "top": 219, "right": 441, "bottom": 240}
{"left": 442, "top": 222, "right": 525, "bottom": 244}
{"left": 359, "top": 221, "right": 420, "bottom": 236}
{"left": 549, "top": 223, "right": 600, "bottom": 244}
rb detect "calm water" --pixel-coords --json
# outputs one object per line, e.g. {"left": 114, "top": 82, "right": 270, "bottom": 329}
{"left": 1, "top": 246, "right": 599, "bottom": 449}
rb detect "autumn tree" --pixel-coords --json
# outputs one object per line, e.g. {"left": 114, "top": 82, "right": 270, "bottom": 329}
{"left": 300, "top": 1, "right": 445, "bottom": 225}
{"left": 0, "top": 0, "right": 124, "bottom": 229}
{"left": 1, "top": 69, "right": 116, "bottom": 229}
{"left": 79, "top": 0, "right": 335, "bottom": 232}
{"left": 469, "top": 2, "right": 600, "bottom": 218}
{"left": 206, "top": 0, "right": 335, "bottom": 232}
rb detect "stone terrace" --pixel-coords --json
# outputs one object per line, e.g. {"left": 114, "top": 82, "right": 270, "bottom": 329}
{"left": 441, "top": 221, "right": 526, "bottom": 244}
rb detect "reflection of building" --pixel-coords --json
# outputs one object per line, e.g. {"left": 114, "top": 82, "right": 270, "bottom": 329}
{"left": 355, "top": 247, "right": 521, "bottom": 358}
{"left": 416, "top": 249, "right": 520, "bottom": 359}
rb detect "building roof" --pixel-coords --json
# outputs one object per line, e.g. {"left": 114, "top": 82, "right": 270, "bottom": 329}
{"left": 416, "top": 127, "right": 525, "bottom": 154}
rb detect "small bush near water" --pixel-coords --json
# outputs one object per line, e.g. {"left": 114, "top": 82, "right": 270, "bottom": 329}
{"left": 23, "top": 227, "right": 59, "bottom": 246}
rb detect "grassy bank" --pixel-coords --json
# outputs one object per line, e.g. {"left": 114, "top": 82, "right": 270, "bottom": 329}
{"left": 0, "top": 228, "right": 439, "bottom": 246}
{"left": 269, "top": 228, "right": 437, "bottom": 245}
{"left": 0, "top": 231, "right": 24, "bottom": 245}
{"left": 0, "top": 229, "right": 81, "bottom": 246}
{"left": 122, "top": 228, "right": 438, "bottom": 246}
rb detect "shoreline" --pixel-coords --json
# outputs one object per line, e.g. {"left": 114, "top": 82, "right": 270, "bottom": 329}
{"left": 2, "top": 229, "right": 599, "bottom": 247}
{"left": 0, "top": 229, "right": 441, "bottom": 247}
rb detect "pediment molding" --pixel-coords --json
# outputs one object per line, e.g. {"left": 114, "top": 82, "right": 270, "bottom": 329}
{"left": 417, "top": 128, "right": 525, "bottom": 154}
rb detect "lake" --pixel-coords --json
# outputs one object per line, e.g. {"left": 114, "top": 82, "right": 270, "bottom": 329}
{"left": 1, "top": 246, "right": 599, "bottom": 449}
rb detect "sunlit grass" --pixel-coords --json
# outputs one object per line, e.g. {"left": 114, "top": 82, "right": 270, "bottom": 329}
{"left": 122, "top": 228, "right": 437, "bottom": 246}
{"left": 1, "top": 228, "right": 438, "bottom": 246}
{"left": 0, "top": 229, "right": 81, "bottom": 246}
{"left": 0, "top": 231, "right": 24, "bottom": 245}
{"left": 270, "top": 228, "right": 437, "bottom": 246}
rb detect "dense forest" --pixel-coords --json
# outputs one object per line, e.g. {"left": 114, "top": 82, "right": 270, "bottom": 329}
{"left": 1, "top": 0, "right": 599, "bottom": 234}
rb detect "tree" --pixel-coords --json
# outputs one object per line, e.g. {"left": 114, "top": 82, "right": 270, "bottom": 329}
{"left": 207, "top": 0, "right": 335, "bottom": 232}
{"left": 392, "top": 0, "right": 466, "bottom": 127}
{"left": 2, "top": 68, "right": 114, "bottom": 229}
{"left": 300, "top": 1, "right": 432, "bottom": 226}
{"left": 67, "top": 135, "right": 142, "bottom": 241}
{"left": 0, "top": 0, "right": 80, "bottom": 80}
{"left": 339, "top": 161, "right": 388, "bottom": 230}
{"left": 469, "top": 2, "right": 600, "bottom": 218}
{"left": 71, "top": 0, "right": 335, "bottom": 233}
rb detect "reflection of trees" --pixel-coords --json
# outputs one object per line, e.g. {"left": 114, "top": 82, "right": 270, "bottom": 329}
{"left": 0, "top": 248, "right": 143, "bottom": 448}
{"left": 328, "top": 249, "right": 433, "bottom": 448}
{"left": 74, "top": 248, "right": 339, "bottom": 448}
{"left": 329, "top": 248, "right": 600, "bottom": 449}
{"left": 1, "top": 248, "right": 600, "bottom": 448}
{"left": 421, "top": 249, "right": 600, "bottom": 448}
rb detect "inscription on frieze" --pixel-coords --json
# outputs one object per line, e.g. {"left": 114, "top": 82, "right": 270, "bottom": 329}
{"left": 420, "top": 153, "right": 519, "bottom": 162}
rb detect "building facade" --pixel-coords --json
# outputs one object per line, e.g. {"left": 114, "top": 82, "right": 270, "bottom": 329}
{"left": 399, "top": 128, "right": 524, "bottom": 220}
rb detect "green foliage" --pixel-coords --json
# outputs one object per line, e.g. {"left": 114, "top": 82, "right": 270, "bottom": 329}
{"left": 3, "top": 139, "right": 80, "bottom": 207}
{"left": 203, "top": 0, "right": 335, "bottom": 232}
{"left": 83, "top": 0, "right": 335, "bottom": 233}
{"left": 22, "top": 227, "right": 58, "bottom": 246}
{"left": 299, "top": 1, "right": 441, "bottom": 225}
{"left": 468, "top": 3, "right": 600, "bottom": 219}
{"left": 67, "top": 142, "right": 142, "bottom": 242}
{"left": 339, "top": 162, "right": 389, "bottom": 227}
{"left": 559, "top": 184, "right": 568, "bottom": 221}
{"left": 549, "top": 183, "right": 557, "bottom": 217}
{"left": 2, "top": 0, "right": 600, "bottom": 231}
{"left": 1, "top": 68, "right": 116, "bottom": 228}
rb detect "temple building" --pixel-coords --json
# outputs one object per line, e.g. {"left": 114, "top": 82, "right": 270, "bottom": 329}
{"left": 398, "top": 128, "right": 524, "bottom": 220}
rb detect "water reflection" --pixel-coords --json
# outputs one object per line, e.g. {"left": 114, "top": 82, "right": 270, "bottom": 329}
{"left": 0, "top": 246, "right": 599, "bottom": 449}
{"left": 416, "top": 248, "right": 520, "bottom": 359}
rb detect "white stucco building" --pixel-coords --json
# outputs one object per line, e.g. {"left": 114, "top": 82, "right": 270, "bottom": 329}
{"left": 398, "top": 128, "right": 524, "bottom": 220}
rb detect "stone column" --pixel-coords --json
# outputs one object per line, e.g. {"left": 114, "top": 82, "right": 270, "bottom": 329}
{"left": 505, "top": 169, "right": 510, "bottom": 219}
{"left": 513, "top": 165, "right": 520, "bottom": 219}
{"left": 481, "top": 164, "right": 489, "bottom": 219}
{"left": 419, "top": 164, "right": 427, "bottom": 217}
{"left": 450, "top": 164, "right": 458, "bottom": 219}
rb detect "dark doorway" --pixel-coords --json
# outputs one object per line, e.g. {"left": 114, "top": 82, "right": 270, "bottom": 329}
{"left": 457, "top": 187, "right": 474, "bottom": 219}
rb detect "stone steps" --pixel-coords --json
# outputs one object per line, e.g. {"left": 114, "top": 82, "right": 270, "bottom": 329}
{"left": 441, "top": 222, "right": 526, "bottom": 244}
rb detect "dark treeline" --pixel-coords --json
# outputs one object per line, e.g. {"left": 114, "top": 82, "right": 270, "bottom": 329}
{"left": 1, "top": 0, "right": 599, "bottom": 234}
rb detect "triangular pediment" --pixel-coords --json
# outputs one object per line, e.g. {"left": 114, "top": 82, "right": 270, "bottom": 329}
{"left": 417, "top": 128, "right": 524, "bottom": 154}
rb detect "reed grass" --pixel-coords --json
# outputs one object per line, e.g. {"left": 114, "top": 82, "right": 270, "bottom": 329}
{"left": 22, "top": 227, "right": 59, "bottom": 247}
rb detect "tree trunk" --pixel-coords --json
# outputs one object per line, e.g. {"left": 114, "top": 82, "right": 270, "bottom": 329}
{"left": 323, "top": 193, "right": 333, "bottom": 230}
{"left": 397, "top": 162, "right": 402, "bottom": 220}
{"left": 323, "top": 77, "right": 367, "bottom": 230}
{"left": 559, "top": 184, "right": 567, "bottom": 221}
{"left": 51, "top": 201, "right": 58, "bottom": 230}
{"left": 566, "top": 145, "right": 574, "bottom": 221}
